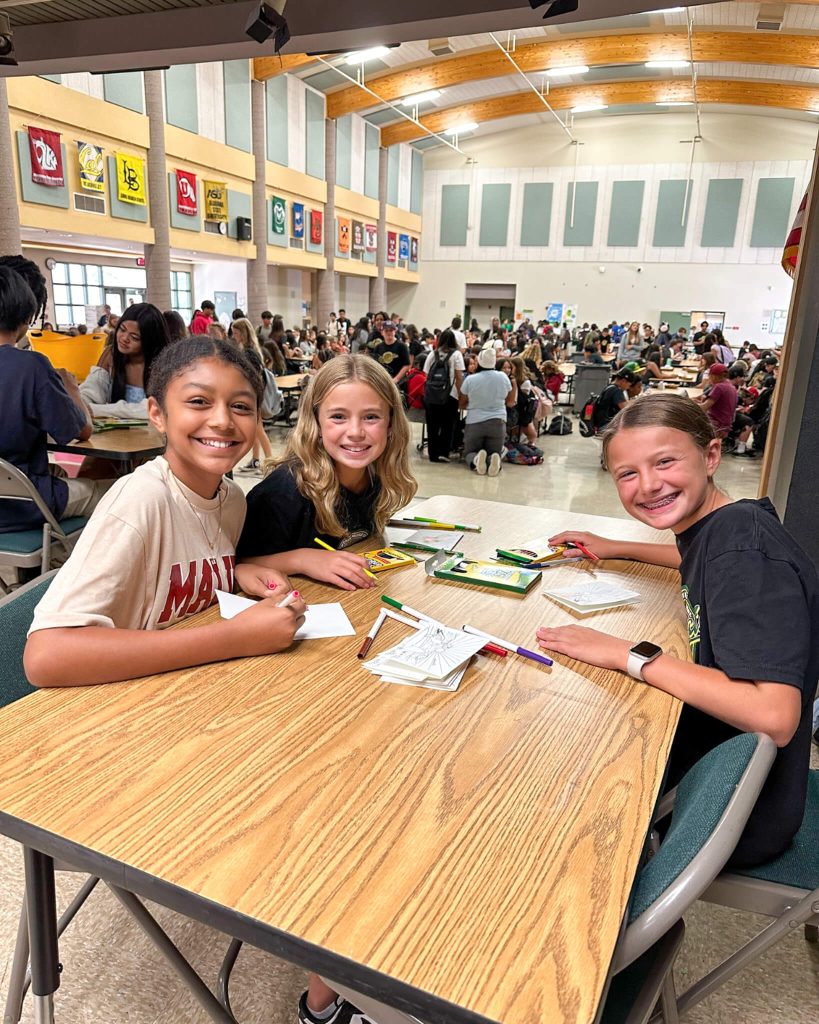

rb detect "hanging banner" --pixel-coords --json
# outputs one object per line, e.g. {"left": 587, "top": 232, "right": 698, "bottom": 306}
{"left": 351, "top": 220, "right": 364, "bottom": 253}
{"left": 310, "top": 209, "right": 323, "bottom": 245}
{"left": 387, "top": 231, "right": 397, "bottom": 263}
{"left": 292, "top": 202, "right": 305, "bottom": 238}
{"left": 338, "top": 217, "right": 351, "bottom": 254}
{"left": 365, "top": 224, "right": 377, "bottom": 252}
{"left": 410, "top": 237, "right": 418, "bottom": 263}
{"left": 272, "top": 196, "right": 286, "bottom": 235}
{"left": 204, "top": 180, "right": 227, "bottom": 221}
{"left": 115, "top": 152, "right": 146, "bottom": 205}
{"left": 176, "top": 169, "right": 197, "bottom": 216}
{"left": 28, "top": 127, "right": 64, "bottom": 187}
{"left": 76, "top": 141, "right": 104, "bottom": 194}
{"left": 398, "top": 234, "right": 410, "bottom": 261}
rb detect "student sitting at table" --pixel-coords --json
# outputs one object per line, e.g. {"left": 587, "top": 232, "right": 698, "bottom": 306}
{"left": 25, "top": 337, "right": 305, "bottom": 687}
{"left": 0, "top": 266, "right": 112, "bottom": 530}
{"left": 538, "top": 394, "right": 818, "bottom": 868}
{"left": 79, "top": 302, "right": 170, "bottom": 420}
{"left": 237, "top": 354, "right": 416, "bottom": 592}
{"left": 693, "top": 362, "right": 737, "bottom": 438}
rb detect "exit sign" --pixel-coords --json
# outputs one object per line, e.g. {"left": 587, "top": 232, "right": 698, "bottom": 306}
{"left": 136, "top": 257, "right": 145, "bottom": 267}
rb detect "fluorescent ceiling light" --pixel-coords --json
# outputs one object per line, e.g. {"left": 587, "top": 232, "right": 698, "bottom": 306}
{"left": 344, "top": 46, "right": 390, "bottom": 65}
{"left": 656, "top": 101, "right": 694, "bottom": 106}
{"left": 400, "top": 89, "right": 442, "bottom": 106}
{"left": 444, "top": 121, "right": 478, "bottom": 135}
{"left": 655, "top": 7, "right": 685, "bottom": 11}
{"left": 544, "top": 65, "right": 590, "bottom": 77}
{"left": 571, "top": 104, "right": 608, "bottom": 113}
{"left": 645, "top": 59, "right": 691, "bottom": 69}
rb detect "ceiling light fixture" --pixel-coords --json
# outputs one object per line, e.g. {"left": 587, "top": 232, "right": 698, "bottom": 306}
{"left": 400, "top": 89, "right": 442, "bottom": 106}
{"left": 544, "top": 65, "right": 590, "bottom": 77}
{"left": 444, "top": 121, "right": 479, "bottom": 136}
{"left": 645, "top": 59, "right": 690, "bottom": 69}
{"left": 571, "top": 103, "right": 608, "bottom": 113}
{"left": 344, "top": 46, "right": 390, "bottom": 65}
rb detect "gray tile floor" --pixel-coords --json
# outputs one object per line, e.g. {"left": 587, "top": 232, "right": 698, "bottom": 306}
{"left": 3, "top": 423, "right": 815, "bottom": 1023}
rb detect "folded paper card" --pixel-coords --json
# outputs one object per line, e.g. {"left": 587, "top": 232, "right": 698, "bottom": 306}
{"left": 542, "top": 576, "right": 641, "bottom": 615}
{"left": 215, "top": 591, "right": 355, "bottom": 639}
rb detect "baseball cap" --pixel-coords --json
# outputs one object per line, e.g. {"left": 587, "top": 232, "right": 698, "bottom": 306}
{"left": 710, "top": 362, "right": 728, "bottom": 375}
{"left": 746, "top": 386, "right": 760, "bottom": 399}
{"left": 478, "top": 348, "right": 497, "bottom": 369}
{"left": 615, "top": 368, "right": 640, "bottom": 385}
{"left": 382, "top": 320, "right": 396, "bottom": 331}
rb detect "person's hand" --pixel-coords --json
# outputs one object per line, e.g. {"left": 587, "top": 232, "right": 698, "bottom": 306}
{"left": 56, "top": 367, "right": 79, "bottom": 390}
{"left": 535, "top": 624, "right": 630, "bottom": 672}
{"left": 234, "top": 563, "right": 292, "bottom": 599}
{"left": 227, "top": 594, "right": 307, "bottom": 656}
{"left": 299, "top": 548, "right": 376, "bottom": 591}
{"left": 546, "top": 531, "right": 619, "bottom": 560}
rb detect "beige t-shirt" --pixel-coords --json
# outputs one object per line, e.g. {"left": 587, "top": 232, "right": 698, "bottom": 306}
{"left": 30, "top": 457, "right": 246, "bottom": 634}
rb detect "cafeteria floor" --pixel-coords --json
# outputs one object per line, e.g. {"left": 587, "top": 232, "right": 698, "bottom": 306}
{"left": 2, "top": 427, "right": 817, "bottom": 1023}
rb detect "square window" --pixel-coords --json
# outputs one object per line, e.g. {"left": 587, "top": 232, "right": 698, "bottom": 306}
{"left": 85, "top": 265, "right": 102, "bottom": 284}
{"left": 51, "top": 263, "right": 68, "bottom": 284}
{"left": 68, "top": 264, "right": 84, "bottom": 284}
{"left": 71, "top": 285, "right": 86, "bottom": 304}
{"left": 53, "top": 284, "right": 70, "bottom": 304}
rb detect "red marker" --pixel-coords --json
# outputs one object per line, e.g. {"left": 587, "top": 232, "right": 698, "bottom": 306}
{"left": 569, "top": 541, "right": 599, "bottom": 562}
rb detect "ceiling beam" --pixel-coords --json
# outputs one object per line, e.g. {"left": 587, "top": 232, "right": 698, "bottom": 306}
{"left": 323, "top": 31, "right": 819, "bottom": 117}
{"left": 254, "top": 55, "right": 326, "bottom": 79}
{"left": 379, "top": 78, "right": 819, "bottom": 146}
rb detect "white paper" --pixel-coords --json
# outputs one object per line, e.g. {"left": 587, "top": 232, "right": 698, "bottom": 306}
{"left": 384, "top": 527, "right": 464, "bottom": 552}
{"left": 215, "top": 591, "right": 355, "bottom": 640}
{"left": 542, "top": 575, "right": 641, "bottom": 614}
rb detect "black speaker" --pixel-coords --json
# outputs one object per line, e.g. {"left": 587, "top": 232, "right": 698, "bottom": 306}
{"left": 237, "top": 216, "right": 252, "bottom": 241}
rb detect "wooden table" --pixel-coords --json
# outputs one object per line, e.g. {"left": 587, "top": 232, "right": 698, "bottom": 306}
{"left": 48, "top": 425, "right": 165, "bottom": 471}
{"left": 271, "top": 373, "right": 308, "bottom": 427}
{"left": 0, "top": 497, "right": 686, "bottom": 1024}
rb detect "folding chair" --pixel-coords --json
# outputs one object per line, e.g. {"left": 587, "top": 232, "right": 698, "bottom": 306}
{"left": 676, "top": 765, "right": 819, "bottom": 1016}
{"left": 0, "top": 458, "right": 88, "bottom": 594}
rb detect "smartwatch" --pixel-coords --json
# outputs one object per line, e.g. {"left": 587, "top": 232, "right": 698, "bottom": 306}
{"left": 627, "top": 641, "right": 663, "bottom": 681}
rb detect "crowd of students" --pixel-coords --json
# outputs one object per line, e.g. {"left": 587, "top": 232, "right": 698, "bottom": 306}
{"left": 2, "top": 259, "right": 815, "bottom": 1024}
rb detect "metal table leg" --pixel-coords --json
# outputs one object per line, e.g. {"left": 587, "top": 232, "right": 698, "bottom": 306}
{"left": 23, "top": 848, "right": 60, "bottom": 1024}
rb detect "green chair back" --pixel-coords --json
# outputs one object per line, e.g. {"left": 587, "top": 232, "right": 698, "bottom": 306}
{"left": 0, "top": 573, "right": 55, "bottom": 707}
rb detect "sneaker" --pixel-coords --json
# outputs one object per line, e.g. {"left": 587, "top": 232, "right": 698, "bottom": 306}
{"left": 438, "top": 455, "right": 451, "bottom": 463}
{"left": 297, "top": 992, "right": 377, "bottom": 1024}
{"left": 488, "top": 452, "right": 502, "bottom": 477}
{"left": 474, "top": 450, "right": 488, "bottom": 475}
{"left": 238, "top": 459, "right": 261, "bottom": 474}
{"left": 730, "top": 447, "right": 756, "bottom": 458}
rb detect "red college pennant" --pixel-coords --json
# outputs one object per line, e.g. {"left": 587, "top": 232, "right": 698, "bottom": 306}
{"left": 176, "top": 169, "right": 198, "bottom": 216}
{"left": 28, "top": 127, "right": 64, "bottom": 187}
{"left": 310, "top": 209, "right": 323, "bottom": 245}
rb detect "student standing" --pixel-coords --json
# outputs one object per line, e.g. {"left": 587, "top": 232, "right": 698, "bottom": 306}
{"left": 372, "top": 321, "right": 410, "bottom": 384}
{"left": 538, "top": 394, "right": 818, "bottom": 867}
{"left": 423, "top": 328, "right": 464, "bottom": 462}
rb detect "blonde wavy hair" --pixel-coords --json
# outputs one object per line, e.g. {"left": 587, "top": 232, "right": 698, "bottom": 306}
{"left": 273, "top": 354, "right": 417, "bottom": 537}
{"left": 230, "top": 317, "right": 269, "bottom": 366}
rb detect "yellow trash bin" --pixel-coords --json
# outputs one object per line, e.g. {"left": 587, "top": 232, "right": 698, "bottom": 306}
{"left": 28, "top": 330, "right": 107, "bottom": 382}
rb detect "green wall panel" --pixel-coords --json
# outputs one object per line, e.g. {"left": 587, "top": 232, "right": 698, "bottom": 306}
{"left": 305, "top": 89, "right": 326, "bottom": 180}
{"left": 223, "top": 62, "right": 251, "bottom": 153}
{"left": 750, "top": 177, "right": 795, "bottom": 248}
{"left": 653, "top": 179, "right": 692, "bottom": 247}
{"left": 387, "top": 145, "right": 400, "bottom": 207}
{"left": 265, "top": 76, "right": 288, "bottom": 166}
{"left": 335, "top": 115, "right": 352, "bottom": 190}
{"left": 410, "top": 149, "right": 424, "bottom": 214}
{"left": 364, "top": 123, "right": 380, "bottom": 199}
{"left": 164, "top": 65, "right": 198, "bottom": 133}
{"left": 39, "top": 74, "right": 62, "bottom": 84}
{"left": 103, "top": 72, "right": 144, "bottom": 113}
{"left": 563, "top": 181, "right": 598, "bottom": 247}
{"left": 106, "top": 156, "right": 148, "bottom": 222}
{"left": 440, "top": 184, "right": 470, "bottom": 246}
{"left": 607, "top": 180, "right": 645, "bottom": 247}
{"left": 226, "top": 190, "right": 252, "bottom": 240}
{"left": 700, "top": 179, "right": 743, "bottom": 247}
{"left": 479, "top": 183, "right": 511, "bottom": 247}
{"left": 168, "top": 172, "right": 201, "bottom": 232}
{"left": 520, "top": 182, "right": 553, "bottom": 246}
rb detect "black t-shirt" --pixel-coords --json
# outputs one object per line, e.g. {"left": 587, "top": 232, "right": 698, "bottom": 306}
{"left": 671, "top": 498, "right": 819, "bottom": 867}
{"left": 374, "top": 340, "right": 410, "bottom": 378}
{"left": 593, "top": 384, "right": 626, "bottom": 428}
{"left": 237, "top": 462, "right": 380, "bottom": 557}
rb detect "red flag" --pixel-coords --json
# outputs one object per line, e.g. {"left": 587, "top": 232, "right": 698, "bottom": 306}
{"left": 782, "top": 191, "right": 806, "bottom": 278}
{"left": 310, "top": 209, "right": 323, "bottom": 245}
{"left": 387, "top": 231, "right": 397, "bottom": 263}
{"left": 176, "top": 169, "right": 197, "bottom": 216}
{"left": 28, "top": 127, "right": 64, "bottom": 187}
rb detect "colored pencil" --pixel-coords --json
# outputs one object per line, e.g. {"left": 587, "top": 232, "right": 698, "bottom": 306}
{"left": 314, "top": 536, "right": 378, "bottom": 581}
{"left": 410, "top": 516, "right": 481, "bottom": 532}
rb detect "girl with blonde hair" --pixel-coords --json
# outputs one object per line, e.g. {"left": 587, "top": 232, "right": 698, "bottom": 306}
{"left": 231, "top": 317, "right": 273, "bottom": 473}
{"left": 238, "top": 354, "right": 417, "bottom": 591}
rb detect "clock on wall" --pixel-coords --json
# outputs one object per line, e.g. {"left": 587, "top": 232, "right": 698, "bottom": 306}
{"left": 45, "top": 258, "right": 56, "bottom": 270}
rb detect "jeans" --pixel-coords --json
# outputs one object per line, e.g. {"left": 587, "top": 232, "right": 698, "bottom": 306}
{"left": 463, "top": 418, "right": 506, "bottom": 468}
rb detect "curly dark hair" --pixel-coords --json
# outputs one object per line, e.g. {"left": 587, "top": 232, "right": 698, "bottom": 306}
{"left": 0, "top": 255, "right": 47, "bottom": 326}
{"left": 147, "top": 336, "right": 264, "bottom": 412}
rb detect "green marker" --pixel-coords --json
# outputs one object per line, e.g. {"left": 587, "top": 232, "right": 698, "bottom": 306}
{"left": 411, "top": 516, "right": 481, "bottom": 532}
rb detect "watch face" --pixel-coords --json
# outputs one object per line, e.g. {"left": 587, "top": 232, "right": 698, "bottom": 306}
{"left": 631, "top": 641, "right": 662, "bottom": 659}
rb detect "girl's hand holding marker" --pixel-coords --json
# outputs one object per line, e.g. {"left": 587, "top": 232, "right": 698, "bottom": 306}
{"left": 229, "top": 589, "right": 306, "bottom": 656}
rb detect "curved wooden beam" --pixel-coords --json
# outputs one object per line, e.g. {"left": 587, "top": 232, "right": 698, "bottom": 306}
{"left": 324, "top": 31, "right": 819, "bottom": 118}
{"left": 254, "top": 54, "right": 324, "bottom": 79}
{"left": 380, "top": 78, "right": 819, "bottom": 146}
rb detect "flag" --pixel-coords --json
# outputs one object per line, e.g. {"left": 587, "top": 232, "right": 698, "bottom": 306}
{"left": 410, "top": 237, "right": 418, "bottom": 263}
{"left": 338, "top": 217, "right": 351, "bottom": 253}
{"left": 365, "top": 224, "right": 377, "bottom": 251}
{"left": 176, "top": 169, "right": 197, "bottom": 216}
{"left": 292, "top": 202, "right": 305, "bottom": 238}
{"left": 387, "top": 231, "right": 397, "bottom": 262}
{"left": 310, "top": 209, "right": 323, "bottom": 245}
{"left": 28, "top": 127, "right": 64, "bottom": 187}
{"left": 782, "top": 191, "right": 807, "bottom": 278}
{"left": 204, "top": 180, "right": 227, "bottom": 221}
{"left": 115, "top": 153, "right": 146, "bottom": 205}
{"left": 352, "top": 220, "right": 364, "bottom": 252}
{"left": 77, "top": 141, "right": 104, "bottom": 194}
{"left": 398, "top": 234, "right": 410, "bottom": 260}
{"left": 272, "top": 196, "right": 286, "bottom": 234}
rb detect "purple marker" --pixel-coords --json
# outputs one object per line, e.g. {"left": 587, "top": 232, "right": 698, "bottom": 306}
{"left": 462, "top": 624, "right": 553, "bottom": 667}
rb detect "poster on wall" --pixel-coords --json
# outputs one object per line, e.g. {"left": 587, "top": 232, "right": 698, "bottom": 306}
{"left": 387, "top": 231, "right": 397, "bottom": 263}
{"left": 204, "top": 180, "right": 227, "bottom": 220}
{"left": 76, "top": 142, "right": 104, "bottom": 194}
{"left": 292, "top": 202, "right": 305, "bottom": 238}
{"left": 115, "top": 152, "right": 146, "bottom": 205}
{"left": 398, "top": 234, "right": 410, "bottom": 261}
{"left": 176, "top": 169, "right": 197, "bottom": 216}
{"left": 365, "top": 224, "right": 377, "bottom": 251}
{"left": 272, "top": 196, "right": 286, "bottom": 235}
{"left": 338, "top": 217, "right": 351, "bottom": 253}
{"left": 28, "top": 127, "right": 64, "bottom": 187}
{"left": 546, "top": 302, "right": 563, "bottom": 323}
{"left": 410, "top": 237, "right": 418, "bottom": 263}
{"left": 351, "top": 220, "right": 364, "bottom": 252}
{"left": 310, "top": 209, "right": 323, "bottom": 245}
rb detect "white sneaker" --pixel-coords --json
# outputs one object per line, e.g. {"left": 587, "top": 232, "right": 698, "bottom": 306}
{"left": 488, "top": 452, "right": 502, "bottom": 477}
{"left": 474, "top": 450, "right": 487, "bottom": 475}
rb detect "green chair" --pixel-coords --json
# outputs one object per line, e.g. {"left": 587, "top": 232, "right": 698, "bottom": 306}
{"left": 0, "top": 458, "right": 88, "bottom": 594}
{"left": 676, "top": 765, "right": 819, "bottom": 1016}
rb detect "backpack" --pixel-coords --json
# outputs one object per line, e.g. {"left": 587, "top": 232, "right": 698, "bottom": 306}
{"left": 547, "top": 414, "right": 573, "bottom": 436}
{"left": 261, "top": 368, "right": 281, "bottom": 420}
{"left": 505, "top": 442, "right": 541, "bottom": 466}
{"left": 579, "top": 393, "right": 599, "bottom": 437}
{"left": 424, "top": 352, "right": 452, "bottom": 406}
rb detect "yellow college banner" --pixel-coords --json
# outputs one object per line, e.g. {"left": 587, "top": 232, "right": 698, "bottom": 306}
{"left": 115, "top": 153, "right": 146, "bottom": 205}
{"left": 204, "top": 180, "right": 228, "bottom": 221}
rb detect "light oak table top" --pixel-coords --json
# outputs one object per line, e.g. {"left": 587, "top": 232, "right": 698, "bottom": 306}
{"left": 48, "top": 424, "right": 165, "bottom": 461}
{"left": 275, "top": 373, "right": 308, "bottom": 390}
{"left": 0, "top": 497, "right": 685, "bottom": 1024}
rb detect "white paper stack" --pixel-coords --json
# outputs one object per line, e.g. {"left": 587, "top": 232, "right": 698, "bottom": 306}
{"left": 363, "top": 622, "right": 486, "bottom": 691}
{"left": 542, "top": 575, "right": 642, "bottom": 615}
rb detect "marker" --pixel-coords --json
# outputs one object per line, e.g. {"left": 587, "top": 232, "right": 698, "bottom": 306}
{"left": 278, "top": 589, "right": 301, "bottom": 609}
{"left": 380, "top": 595, "right": 443, "bottom": 625}
{"left": 566, "top": 541, "right": 599, "bottom": 562}
{"left": 357, "top": 609, "right": 386, "bottom": 659}
{"left": 314, "top": 536, "right": 378, "bottom": 581}
{"left": 521, "top": 558, "right": 579, "bottom": 569}
{"left": 461, "top": 624, "right": 553, "bottom": 667}
{"left": 382, "top": 606, "right": 506, "bottom": 657}
{"left": 410, "top": 516, "right": 481, "bottom": 532}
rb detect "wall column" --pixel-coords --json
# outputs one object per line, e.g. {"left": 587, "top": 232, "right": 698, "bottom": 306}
{"left": 248, "top": 79, "right": 269, "bottom": 323}
{"left": 369, "top": 146, "right": 388, "bottom": 314}
{"left": 316, "top": 118, "right": 336, "bottom": 330}
{"left": 142, "top": 70, "right": 172, "bottom": 310}
{"left": 0, "top": 79, "right": 22, "bottom": 254}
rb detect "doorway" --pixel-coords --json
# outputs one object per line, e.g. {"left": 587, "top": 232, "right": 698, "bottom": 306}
{"left": 105, "top": 288, "right": 145, "bottom": 316}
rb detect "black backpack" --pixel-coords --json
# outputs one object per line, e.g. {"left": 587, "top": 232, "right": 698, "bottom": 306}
{"left": 424, "top": 352, "right": 452, "bottom": 406}
{"left": 547, "top": 414, "right": 573, "bottom": 436}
